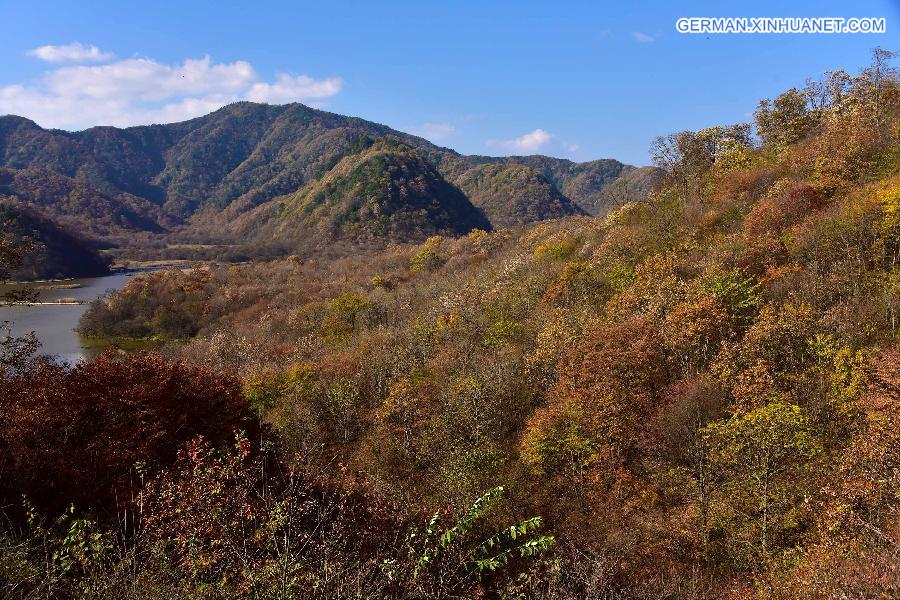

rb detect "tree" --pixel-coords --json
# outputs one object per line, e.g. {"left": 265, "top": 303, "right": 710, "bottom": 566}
{"left": 803, "top": 70, "right": 852, "bottom": 114}
{"left": 755, "top": 87, "right": 819, "bottom": 149}
{"left": 661, "top": 293, "right": 731, "bottom": 375}
{"left": 702, "top": 402, "right": 821, "bottom": 567}
{"left": 862, "top": 47, "right": 899, "bottom": 135}
{"left": 321, "top": 292, "right": 371, "bottom": 342}
{"left": 768, "top": 345, "right": 900, "bottom": 597}
{"left": 411, "top": 235, "right": 445, "bottom": 272}
{"left": 520, "top": 400, "right": 596, "bottom": 481}
{"left": 702, "top": 268, "right": 760, "bottom": 329}
{"left": 525, "top": 318, "right": 667, "bottom": 479}
{"left": 651, "top": 125, "right": 752, "bottom": 203}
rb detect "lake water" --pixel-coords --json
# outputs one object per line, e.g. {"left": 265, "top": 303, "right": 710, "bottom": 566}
{"left": 0, "top": 272, "right": 134, "bottom": 363}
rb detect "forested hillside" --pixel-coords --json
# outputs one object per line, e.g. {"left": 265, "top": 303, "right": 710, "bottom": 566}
{"left": 225, "top": 137, "right": 492, "bottom": 254}
{"left": 0, "top": 200, "right": 109, "bottom": 280}
{"left": 1, "top": 52, "right": 898, "bottom": 598}
{"left": 0, "top": 167, "right": 168, "bottom": 240}
{"left": 0, "top": 103, "right": 655, "bottom": 267}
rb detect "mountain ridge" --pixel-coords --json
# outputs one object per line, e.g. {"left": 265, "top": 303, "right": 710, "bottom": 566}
{"left": 0, "top": 102, "right": 661, "bottom": 267}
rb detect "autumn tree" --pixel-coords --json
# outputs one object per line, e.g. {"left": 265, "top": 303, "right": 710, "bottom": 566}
{"left": 702, "top": 402, "right": 822, "bottom": 567}
{"left": 651, "top": 125, "right": 752, "bottom": 202}
{"left": 521, "top": 318, "right": 668, "bottom": 506}
{"left": 755, "top": 87, "right": 819, "bottom": 149}
{"left": 861, "top": 47, "right": 899, "bottom": 135}
{"left": 803, "top": 69, "right": 852, "bottom": 114}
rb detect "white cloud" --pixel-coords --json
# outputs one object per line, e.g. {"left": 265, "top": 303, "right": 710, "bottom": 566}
{"left": 487, "top": 128, "right": 553, "bottom": 154}
{"left": 27, "top": 42, "right": 114, "bottom": 63}
{"left": 246, "top": 73, "right": 343, "bottom": 104}
{"left": 43, "top": 57, "right": 256, "bottom": 102}
{"left": 0, "top": 51, "right": 343, "bottom": 130}
{"left": 414, "top": 122, "right": 457, "bottom": 142}
{"left": 632, "top": 31, "right": 655, "bottom": 43}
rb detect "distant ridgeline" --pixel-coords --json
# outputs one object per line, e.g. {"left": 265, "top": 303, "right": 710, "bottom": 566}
{"left": 0, "top": 103, "right": 660, "bottom": 274}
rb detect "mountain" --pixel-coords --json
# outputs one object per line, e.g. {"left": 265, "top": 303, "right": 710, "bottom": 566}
{"left": 473, "top": 155, "right": 662, "bottom": 215}
{"left": 0, "top": 103, "right": 660, "bottom": 257}
{"left": 0, "top": 200, "right": 109, "bottom": 280}
{"left": 59, "top": 56, "right": 900, "bottom": 598}
{"left": 450, "top": 162, "right": 585, "bottom": 227}
{"left": 4, "top": 45, "right": 900, "bottom": 600}
{"left": 230, "top": 138, "right": 492, "bottom": 251}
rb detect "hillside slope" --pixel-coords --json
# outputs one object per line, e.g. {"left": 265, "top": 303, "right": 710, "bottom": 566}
{"left": 488, "top": 155, "right": 662, "bottom": 214}
{"left": 0, "top": 200, "right": 109, "bottom": 280}
{"left": 451, "top": 162, "right": 585, "bottom": 227}
{"left": 0, "top": 167, "right": 167, "bottom": 240}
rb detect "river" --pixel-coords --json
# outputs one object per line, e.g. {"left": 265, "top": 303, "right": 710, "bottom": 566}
{"left": 0, "top": 272, "right": 135, "bottom": 364}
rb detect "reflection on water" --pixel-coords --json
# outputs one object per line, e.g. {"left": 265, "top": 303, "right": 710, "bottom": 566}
{"left": 0, "top": 272, "right": 135, "bottom": 364}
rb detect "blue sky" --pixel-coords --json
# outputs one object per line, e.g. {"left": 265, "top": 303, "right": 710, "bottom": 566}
{"left": 1, "top": 0, "right": 897, "bottom": 165}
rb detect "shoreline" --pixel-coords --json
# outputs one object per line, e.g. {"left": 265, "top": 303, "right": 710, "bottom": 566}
{"left": 5, "top": 301, "right": 84, "bottom": 306}
{"left": 35, "top": 282, "right": 83, "bottom": 290}
{"left": 3, "top": 261, "right": 198, "bottom": 286}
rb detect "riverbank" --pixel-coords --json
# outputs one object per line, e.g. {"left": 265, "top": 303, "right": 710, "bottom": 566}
{"left": 80, "top": 334, "right": 176, "bottom": 356}
{"left": 35, "top": 282, "right": 83, "bottom": 290}
{"left": 4, "top": 260, "right": 200, "bottom": 286}
{"left": 110, "top": 259, "right": 198, "bottom": 271}
{"left": 6, "top": 299, "right": 84, "bottom": 306}
{"left": 4, "top": 276, "right": 80, "bottom": 285}
{"left": 0, "top": 266, "right": 199, "bottom": 362}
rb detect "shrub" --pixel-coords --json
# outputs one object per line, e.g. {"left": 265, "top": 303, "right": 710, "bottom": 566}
{"left": 0, "top": 351, "right": 254, "bottom": 515}
{"left": 411, "top": 236, "right": 445, "bottom": 272}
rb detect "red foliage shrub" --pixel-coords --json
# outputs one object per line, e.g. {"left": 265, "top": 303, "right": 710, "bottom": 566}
{"left": 554, "top": 318, "right": 668, "bottom": 411}
{"left": 0, "top": 351, "right": 254, "bottom": 515}
{"left": 744, "top": 182, "right": 825, "bottom": 239}
{"left": 538, "top": 318, "right": 670, "bottom": 461}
